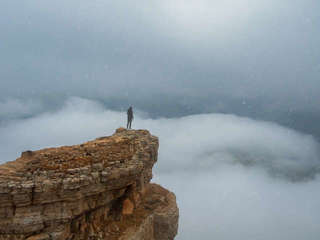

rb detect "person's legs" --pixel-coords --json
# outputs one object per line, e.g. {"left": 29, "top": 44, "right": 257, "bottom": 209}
{"left": 129, "top": 119, "right": 132, "bottom": 129}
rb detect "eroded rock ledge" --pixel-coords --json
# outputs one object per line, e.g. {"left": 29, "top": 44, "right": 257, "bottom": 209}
{"left": 0, "top": 128, "right": 179, "bottom": 240}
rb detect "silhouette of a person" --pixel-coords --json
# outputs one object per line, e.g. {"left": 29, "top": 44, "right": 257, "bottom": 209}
{"left": 127, "top": 106, "right": 134, "bottom": 129}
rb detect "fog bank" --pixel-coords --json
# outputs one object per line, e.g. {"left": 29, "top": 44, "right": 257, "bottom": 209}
{"left": 1, "top": 98, "right": 320, "bottom": 239}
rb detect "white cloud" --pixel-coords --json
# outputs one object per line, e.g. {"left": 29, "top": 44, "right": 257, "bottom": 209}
{"left": 0, "top": 97, "right": 320, "bottom": 239}
{"left": 156, "top": 169, "right": 320, "bottom": 240}
{"left": 0, "top": 98, "right": 44, "bottom": 119}
{"left": 135, "top": 113, "right": 320, "bottom": 180}
{"left": 157, "top": 0, "right": 267, "bottom": 40}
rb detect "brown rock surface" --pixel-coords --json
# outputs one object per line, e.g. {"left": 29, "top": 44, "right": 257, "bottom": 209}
{"left": 0, "top": 128, "right": 179, "bottom": 240}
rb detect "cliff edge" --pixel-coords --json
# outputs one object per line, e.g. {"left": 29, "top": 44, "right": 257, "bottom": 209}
{"left": 0, "top": 128, "right": 179, "bottom": 240}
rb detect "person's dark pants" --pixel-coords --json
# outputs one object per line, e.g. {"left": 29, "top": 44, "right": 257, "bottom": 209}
{"left": 127, "top": 118, "right": 132, "bottom": 129}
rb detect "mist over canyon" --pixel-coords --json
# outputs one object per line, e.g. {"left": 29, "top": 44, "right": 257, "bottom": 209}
{"left": 1, "top": 97, "right": 320, "bottom": 239}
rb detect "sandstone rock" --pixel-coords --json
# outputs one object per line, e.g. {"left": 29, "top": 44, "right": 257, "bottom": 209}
{"left": 26, "top": 233, "right": 50, "bottom": 240}
{"left": 122, "top": 199, "right": 135, "bottom": 215}
{"left": 0, "top": 128, "right": 179, "bottom": 240}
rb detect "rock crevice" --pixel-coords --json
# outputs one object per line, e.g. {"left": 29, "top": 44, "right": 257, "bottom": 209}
{"left": 0, "top": 128, "right": 179, "bottom": 240}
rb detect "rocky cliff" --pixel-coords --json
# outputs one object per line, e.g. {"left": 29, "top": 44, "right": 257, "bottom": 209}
{"left": 0, "top": 128, "right": 179, "bottom": 240}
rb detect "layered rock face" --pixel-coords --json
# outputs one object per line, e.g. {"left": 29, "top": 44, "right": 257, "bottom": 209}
{"left": 0, "top": 128, "right": 178, "bottom": 240}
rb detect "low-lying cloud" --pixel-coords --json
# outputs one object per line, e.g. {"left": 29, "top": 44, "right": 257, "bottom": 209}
{"left": 1, "top": 97, "right": 320, "bottom": 239}
{"left": 137, "top": 113, "right": 320, "bottom": 181}
{"left": 0, "top": 98, "right": 45, "bottom": 120}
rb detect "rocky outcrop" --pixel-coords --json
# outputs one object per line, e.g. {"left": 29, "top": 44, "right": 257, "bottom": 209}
{"left": 0, "top": 128, "right": 179, "bottom": 240}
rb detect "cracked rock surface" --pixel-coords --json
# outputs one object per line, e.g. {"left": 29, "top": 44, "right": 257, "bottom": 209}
{"left": 0, "top": 128, "right": 179, "bottom": 240}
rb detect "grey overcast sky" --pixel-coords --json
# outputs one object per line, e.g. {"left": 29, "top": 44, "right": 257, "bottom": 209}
{"left": 1, "top": 0, "right": 319, "bottom": 113}
{"left": 0, "top": 0, "right": 320, "bottom": 131}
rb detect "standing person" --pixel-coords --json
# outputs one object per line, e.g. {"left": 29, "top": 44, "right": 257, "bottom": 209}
{"left": 127, "top": 106, "right": 134, "bottom": 129}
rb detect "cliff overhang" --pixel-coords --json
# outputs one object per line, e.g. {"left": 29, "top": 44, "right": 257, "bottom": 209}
{"left": 0, "top": 128, "right": 179, "bottom": 240}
